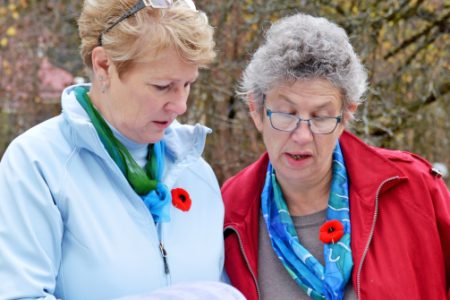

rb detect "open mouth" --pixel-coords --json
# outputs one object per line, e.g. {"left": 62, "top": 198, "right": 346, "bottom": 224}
{"left": 287, "top": 153, "right": 311, "bottom": 160}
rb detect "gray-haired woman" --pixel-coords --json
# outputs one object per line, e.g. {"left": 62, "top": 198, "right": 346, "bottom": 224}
{"left": 222, "top": 13, "right": 450, "bottom": 300}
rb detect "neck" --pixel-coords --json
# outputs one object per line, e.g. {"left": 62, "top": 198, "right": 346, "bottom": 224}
{"left": 88, "top": 83, "right": 121, "bottom": 140}
{"left": 278, "top": 168, "right": 332, "bottom": 216}
{"left": 87, "top": 84, "right": 104, "bottom": 114}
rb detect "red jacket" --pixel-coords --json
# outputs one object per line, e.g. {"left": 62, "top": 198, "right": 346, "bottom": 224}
{"left": 223, "top": 131, "right": 450, "bottom": 300}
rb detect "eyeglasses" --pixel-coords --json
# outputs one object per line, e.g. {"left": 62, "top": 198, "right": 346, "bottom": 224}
{"left": 98, "top": 0, "right": 174, "bottom": 46}
{"left": 265, "top": 107, "right": 342, "bottom": 134}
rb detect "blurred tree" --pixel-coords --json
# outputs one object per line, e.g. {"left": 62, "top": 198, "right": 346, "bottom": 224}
{"left": 0, "top": 0, "right": 448, "bottom": 186}
{"left": 0, "top": 0, "right": 83, "bottom": 154}
{"left": 190, "top": 0, "right": 450, "bottom": 185}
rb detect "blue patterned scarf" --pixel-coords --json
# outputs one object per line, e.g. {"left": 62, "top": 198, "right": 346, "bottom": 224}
{"left": 261, "top": 142, "right": 353, "bottom": 300}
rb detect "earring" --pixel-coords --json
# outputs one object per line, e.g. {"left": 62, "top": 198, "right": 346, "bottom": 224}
{"left": 99, "top": 75, "right": 106, "bottom": 93}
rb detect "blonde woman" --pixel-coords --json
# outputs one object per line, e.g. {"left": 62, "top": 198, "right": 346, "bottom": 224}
{"left": 0, "top": 0, "right": 230, "bottom": 298}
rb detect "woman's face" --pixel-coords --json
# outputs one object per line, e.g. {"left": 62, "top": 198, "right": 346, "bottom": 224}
{"left": 100, "top": 47, "right": 199, "bottom": 144}
{"left": 251, "top": 79, "right": 347, "bottom": 189}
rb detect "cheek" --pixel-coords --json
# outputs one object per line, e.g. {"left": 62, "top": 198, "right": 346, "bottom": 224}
{"left": 262, "top": 129, "right": 284, "bottom": 158}
{"left": 316, "top": 135, "right": 339, "bottom": 158}
{"left": 251, "top": 113, "right": 264, "bottom": 132}
{"left": 128, "top": 93, "right": 158, "bottom": 115}
{"left": 336, "top": 123, "right": 345, "bottom": 136}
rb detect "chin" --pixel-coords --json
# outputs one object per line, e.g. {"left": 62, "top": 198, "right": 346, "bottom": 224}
{"left": 278, "top": 165, "right": 314, "bottom": 181}
{"left": 144, "top": 132, "right": 166, "bottom": 144}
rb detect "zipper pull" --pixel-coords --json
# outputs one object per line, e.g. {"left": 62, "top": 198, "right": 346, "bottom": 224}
{"left": 159, "top": 242, "right": 170, "bottom": 275}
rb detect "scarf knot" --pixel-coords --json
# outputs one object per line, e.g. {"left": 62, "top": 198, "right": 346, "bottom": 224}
{"left": 141, "top": 182, "right": 171, "bottom": 222}
{"left": 74, "top": 86, "right": 171, "bottom": 223}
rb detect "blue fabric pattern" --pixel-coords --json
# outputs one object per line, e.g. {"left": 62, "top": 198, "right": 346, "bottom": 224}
{"left": 141, "top": 141, "right": 171, "bottom": 223}
{"left": 261, "top": 142, "right": 353, "bottom": 300}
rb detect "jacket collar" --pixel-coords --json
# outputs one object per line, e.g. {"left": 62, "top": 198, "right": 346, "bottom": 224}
{"left": 340, "top": 131, "right": 408, "bottom": 200}
{"left": 61, "top": 84, "right": 210, "bottom": 169}
{"left": 223, "top": 153, "right": 268, "bottom": 227}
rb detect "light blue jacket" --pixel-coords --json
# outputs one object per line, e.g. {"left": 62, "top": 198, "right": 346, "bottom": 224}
{"left": 0, "top": 85, "right": 225, "bottom": 299}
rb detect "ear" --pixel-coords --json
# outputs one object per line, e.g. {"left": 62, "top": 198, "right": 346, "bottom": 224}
{"left": 336, "top": 102, "right": 359, "bottom": 137}
{"left": 91, "top": 46, "right": 111, "bottom": 83}
{"left": 248, "top": 94, "right": 264, "bottom": 132}
{"left": 342, "top": 102, "right": 359, "bottom": 124}
{"left": 348, "top": 102, "right": 358, "bottom": 114}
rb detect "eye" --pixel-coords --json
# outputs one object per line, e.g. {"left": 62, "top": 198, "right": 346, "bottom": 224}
{"left": 312, "top": 110, "right": 335, "bottom": 118}
{"left": 277, "top": 109, "right": 296, "bottom": 116}
{"left": 153, "top": 84, "right": 171, "bottom": 91}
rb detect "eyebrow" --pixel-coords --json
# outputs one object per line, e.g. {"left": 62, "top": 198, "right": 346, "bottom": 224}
{"left": 158, "top": 72, "right": 200, "bottom": 83}
{"left": 315, "top": 101, "right": 336, "bottom": 110}
{"left": 276, "top": 95, "right": 336, "bottom": 110}
{"left": 151, "top": 75, "right": 199, "bottom": 83}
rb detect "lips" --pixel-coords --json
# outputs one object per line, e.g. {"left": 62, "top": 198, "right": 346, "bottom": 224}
{"left": 286, "top": 152, "right": 312, "bottom": 161}
{"left": 152, "top": 119, "right": 173, "bottom": 129}
{"left": 154, "top": 120, "right": 169, "bottom": 125}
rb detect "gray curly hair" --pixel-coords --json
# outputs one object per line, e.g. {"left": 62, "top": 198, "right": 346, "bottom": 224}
{"left": 239, "top": 13, "right": 367, "bottom": 115}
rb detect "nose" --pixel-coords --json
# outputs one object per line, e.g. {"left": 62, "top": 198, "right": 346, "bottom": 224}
{"left": 165, "top": 87, "right": 188, "bottom": 116}
{"left": 291, "top": 119, "right": 313, "bottom": 144}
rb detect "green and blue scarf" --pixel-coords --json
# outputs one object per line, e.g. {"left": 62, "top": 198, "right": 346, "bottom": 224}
{"left": 74, "top": 86, "right": 170, "bottom": 222}
{"left": 261, "top": 142, "right": 353, "bottom": 300}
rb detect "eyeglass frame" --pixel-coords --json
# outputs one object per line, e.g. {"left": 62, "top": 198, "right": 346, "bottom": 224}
{"left": 264, "top": 106, "right": 343, "bottom": 135}
{"left": 97, "top": 0, "right": 173, "bottom": 46}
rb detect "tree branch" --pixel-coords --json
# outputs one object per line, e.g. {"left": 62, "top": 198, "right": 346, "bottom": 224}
{"left": 384, "top": 10, "right": 450, "bottom": 59}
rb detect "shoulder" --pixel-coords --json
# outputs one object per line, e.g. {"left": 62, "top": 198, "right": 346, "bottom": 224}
{"left": 369, "top": 147, "right": 449, "bottom": 198}
{"left": 1, "top": 115, "right": 78, "bottom": 187}
{"left": 164, "top": 121, "right": 211, "bottom": 161}
{"left": 3, "top": 116, "right": 69, "bottom": 160}
{"left": 186, "top": 157, "right": 221, "bottom": 194}
{"left": 222, "top": 153, "right": 268, "bottom": 198}
{"left": 372, "top": 147, "right": 438, "bottom": 177}
{"left": 341, "top": 131, "right": 442, "bottom": 181}
{"left": 164, "top": 120, "right": 211, "bottom": 148}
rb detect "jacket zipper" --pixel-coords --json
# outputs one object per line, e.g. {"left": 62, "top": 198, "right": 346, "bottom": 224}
{"left": 356, "top": 176, "right": 399, "bottom": 300}
{"left": 157, "top": 223, "right": 171, "bottom": 286}
{"left": 225, "top": 226, "right": 261, "bottom": 299}
{"left": 159, "top": 241, "right": 170, "bottom": 275}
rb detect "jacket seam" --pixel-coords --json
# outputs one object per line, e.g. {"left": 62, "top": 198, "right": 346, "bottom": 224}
{"left": 54, "top": 145, "right": 80, "bottom": 208}
{"left": 356, "top": 176, "right": 399, "bottom": 300}
{"left": 224, "top": 225, "right": 260, "bottom": 299}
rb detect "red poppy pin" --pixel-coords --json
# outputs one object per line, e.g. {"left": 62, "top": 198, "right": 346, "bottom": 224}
{"left": 171, "top": 188, "right": 192, "bottom": 212}
{"left": 319, "top": 220, "right": 344, "bottom": 244}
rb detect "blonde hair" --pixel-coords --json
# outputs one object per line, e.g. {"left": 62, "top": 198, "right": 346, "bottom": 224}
{"left": 78, "top": 0, "right": 216, "bottom": 76}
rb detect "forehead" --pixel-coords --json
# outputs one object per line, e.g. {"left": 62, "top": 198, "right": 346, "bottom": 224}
{"left": 266, "top": 78, "right": 343, "bottom": 109}
{"left": 122, "top": 47, "right": 199, "bottom": 81}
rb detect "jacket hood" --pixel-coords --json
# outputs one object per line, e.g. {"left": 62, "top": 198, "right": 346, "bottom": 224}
{"left": 61, "top": 84, "right": 211, "bottom": 165}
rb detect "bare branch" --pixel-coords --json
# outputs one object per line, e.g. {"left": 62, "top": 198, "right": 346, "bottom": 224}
{"left": 384, "top": 10, "right": 450, "bottom": 59}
